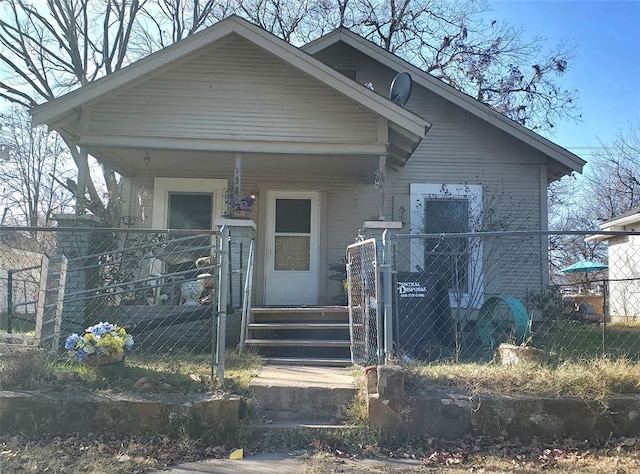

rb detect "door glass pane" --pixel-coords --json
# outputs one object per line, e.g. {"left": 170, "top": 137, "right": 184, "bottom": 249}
{"left": 275, "top": 199, "right": 311, "bottom": 233}
{"left": 168, "top": 193, "right": 212, "bottom": 229}
{"left": 275, "top": 236, "right": 310, "bottom": 271}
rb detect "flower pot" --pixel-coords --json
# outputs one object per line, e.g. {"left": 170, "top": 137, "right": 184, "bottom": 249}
{"left": 85, "top": 352, "right": 125, "bottom": 367}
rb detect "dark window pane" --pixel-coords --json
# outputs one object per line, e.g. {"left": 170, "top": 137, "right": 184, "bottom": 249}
{"left": 276, "top": 199, "right": 311, "bottom": 233}
{"left": 424, "top": 199, "right": 468, "bottom": 233}
{"left": 168, "top": 193, "right": 212, "bottom": 229}
{"left": 424, "top": 199, "right": 469, "bottom": 292}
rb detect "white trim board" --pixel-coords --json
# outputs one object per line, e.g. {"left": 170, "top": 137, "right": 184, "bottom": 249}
{"left": 410, "top": 183, "right": 483, "bottom": 309}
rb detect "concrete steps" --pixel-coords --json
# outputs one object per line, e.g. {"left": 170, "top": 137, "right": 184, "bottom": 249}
{"left": 245, "top": 307, "right": 351, "bottom": 366}
{"left": 248, "top": 365, "right": 358, "bottom": 425}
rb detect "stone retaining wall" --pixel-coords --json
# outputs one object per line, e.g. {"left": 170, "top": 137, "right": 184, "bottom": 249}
{"left": 0, "top": 390, "right": 240, "bottom": 438}
{"left": 367, "top": 365, "right": 640, "bottom": 441}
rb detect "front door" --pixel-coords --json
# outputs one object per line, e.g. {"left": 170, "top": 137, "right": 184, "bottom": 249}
{"left": 265, "top": 190, "right": 320, "bottom": 305}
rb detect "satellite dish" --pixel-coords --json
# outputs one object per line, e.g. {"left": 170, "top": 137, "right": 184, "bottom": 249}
{"left": 389, "top": 72, "right": 412, "bottom": 107}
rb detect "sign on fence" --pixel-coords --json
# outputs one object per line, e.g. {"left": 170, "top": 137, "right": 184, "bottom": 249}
{"left": 395, "top": 272, "right": 455, "bottom": 360}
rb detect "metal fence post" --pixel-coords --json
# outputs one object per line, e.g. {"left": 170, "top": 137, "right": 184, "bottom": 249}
{"left": 215, "top": 226, "right": 230, "bottom": 383}
{"left": 382, "top": 229, "right": 393, "bottom": 364}
{"left": 7, "top": 269, "right": 14, "bottom": 334}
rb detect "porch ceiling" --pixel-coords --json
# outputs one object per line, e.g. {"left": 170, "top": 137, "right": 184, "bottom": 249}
{"left": 92, "top": 146, "right": 381, "bottom": 179}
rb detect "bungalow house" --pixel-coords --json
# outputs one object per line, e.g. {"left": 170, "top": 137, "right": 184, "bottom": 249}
{"left": 30, "top": 16, "right": 584, "bottom": 362}
{"left": 587, "top": 208, "right": 640, "bottom": 322}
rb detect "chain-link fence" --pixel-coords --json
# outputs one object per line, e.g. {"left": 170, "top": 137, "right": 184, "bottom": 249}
{"left": 0, "top": 225, "right": 247, "bottom": 377}
{"left": 346, "top": 238, "right": 382, "bottom": 365}
{"left": 372, "top": 230, "right": 640, "bottom": 364}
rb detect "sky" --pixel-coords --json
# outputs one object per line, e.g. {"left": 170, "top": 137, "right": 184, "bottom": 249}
{"left": 488, "top": 0, "right": 640, "bottom": 167}
{"left": 1, "top": 0, "right": 637, "bottom": 169}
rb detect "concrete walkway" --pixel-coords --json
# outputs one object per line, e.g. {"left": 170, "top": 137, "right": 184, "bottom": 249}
{"left": 152, "top": 366, "right": 371, "bottom": 473}
{"left": 249, "top": 365, "right": 356, "bottom": 389}
{"left": 153, "top": 452, "right": 424, "bottom": 473}
{"left": 247, "top": 365, "right": 358, "bottom": 422}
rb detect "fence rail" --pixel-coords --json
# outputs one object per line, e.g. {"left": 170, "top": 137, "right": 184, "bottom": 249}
{"left": 374, "top": 229, "right": 640, "bottom": 364}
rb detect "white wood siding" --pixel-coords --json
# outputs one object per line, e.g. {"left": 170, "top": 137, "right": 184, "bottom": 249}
{"left": 86, "top": 35, "right": 379, "bottom": 144}
{"left": 314, "top": 43, "right": 548, "bottom": 295}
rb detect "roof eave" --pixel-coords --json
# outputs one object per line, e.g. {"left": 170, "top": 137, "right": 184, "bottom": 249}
{"left": 31, "top": 17, "right": 430, "bottom": 141}
{"left": 303, "top": 28, "right": 585, "bottom": 176}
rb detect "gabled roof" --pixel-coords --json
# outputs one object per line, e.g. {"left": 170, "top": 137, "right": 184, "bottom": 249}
{"left": 585, "top": 207, "right": 640, "bottom": 242}
{"left": 31, "top": 15, "right": 430, "bottom": 147}
{"left": 302, "top": 28, "right": 586, "bottom": 181}
{"left": 601, "top": 207, "right": 640, "bottom": 227}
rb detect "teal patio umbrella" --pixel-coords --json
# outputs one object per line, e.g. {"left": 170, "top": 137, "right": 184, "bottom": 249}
{"left": 559, "top": 260, "right": 608, "bottom": 274}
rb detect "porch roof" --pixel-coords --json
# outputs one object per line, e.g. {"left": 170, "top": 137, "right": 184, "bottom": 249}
{"left": 30, "top": 16, "right": 431, "bottom": 170}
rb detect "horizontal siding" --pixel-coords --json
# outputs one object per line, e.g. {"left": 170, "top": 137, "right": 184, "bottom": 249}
{"left": 314, "top": 43, "right": 544, "bottom": 231}
{"left": 124, "top": 172, "right": 379, "bottom": 302}
{"left": 87, "top": 35, "right": 379, "bottom": 144}
{"left": 315, "top": 43, "right": 547, "bottom": 294}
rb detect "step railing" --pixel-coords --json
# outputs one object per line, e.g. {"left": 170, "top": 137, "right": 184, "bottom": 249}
{"left": 238, "top": 239, "right": 255, "bottom": 355}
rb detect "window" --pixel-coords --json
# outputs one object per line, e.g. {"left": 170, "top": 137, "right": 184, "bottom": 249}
{"left": 151, "top": 178, "right": 227, "bottom": 230}
{"left": 168, "top": 193, "right": 212, "bottom": 230}
{"left": 150, "top": 177, "right": 227, "bottom": 277}
{"left": 410, "top": 183, "right": 483, "bottom": 308}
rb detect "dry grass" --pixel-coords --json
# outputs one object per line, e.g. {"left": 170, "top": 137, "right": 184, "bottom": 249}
{"left": 406, "top": 357, "right": 640, "bottom": 406}
{"left": 299, "top": 449, "right": 640, "bottom": 473}
{"left": 0, "top": 349, "right": 263, "bottom": 393}
{"left": 336, "top": 368, "right": 369, "bottom": 425}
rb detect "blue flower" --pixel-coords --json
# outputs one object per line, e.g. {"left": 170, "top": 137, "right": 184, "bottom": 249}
{"left": 65, "top": 322, "right": 133, "bottom": 361}
{"left": 65, "top": 333, "right": 80, "bottom": 350}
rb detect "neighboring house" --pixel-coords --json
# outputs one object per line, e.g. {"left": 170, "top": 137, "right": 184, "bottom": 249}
{"left": 30, "top": 15, "right": 585, "bottom": 309}
{"left": 588, "top": 208, "right": 640, "bottom": 321}
{"left": 0, "top": 244, "right": 42, "bottom": 322}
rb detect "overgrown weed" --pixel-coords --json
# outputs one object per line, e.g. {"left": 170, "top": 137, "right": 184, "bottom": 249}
{"left": 0, "top": 352, "right": 58, "bottom": 390}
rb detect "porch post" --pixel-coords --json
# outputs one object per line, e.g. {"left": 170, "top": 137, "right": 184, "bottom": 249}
{"left": 378, "top": 154, "right": 387, "bottom": 220}
{"left": 233, "top": 152, "right": 241, "bottom": 212}
{"left": 76, "top": 146, "right": 89, "bottom": 214}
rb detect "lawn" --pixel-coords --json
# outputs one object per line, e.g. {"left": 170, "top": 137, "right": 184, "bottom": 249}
{"left": 535, "top": 320, "right": 640, "bottom": 360}
{"left": 0, "top": 349, "right": 262, "bottom": 393}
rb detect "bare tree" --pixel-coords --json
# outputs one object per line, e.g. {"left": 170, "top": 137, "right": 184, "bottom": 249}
{"left": 547, "top": 124, "right": 640, "bottom": 277}
{"left": 134, "top": 0, "right": 231, "bottom": 52}
{"left": 0, "top": 0, "right": 580, "bottom": 223}
{"left": 223, "top": 0, "right": 579, "bottom": 132}
{"left": 0, "top": 0, "right": 146, "bottom": 222}
{"left": 582, "top": 122, "right": 640, "bottom": 222}
{"left": 0, "top": 105, "right": 74, "bottom": 226}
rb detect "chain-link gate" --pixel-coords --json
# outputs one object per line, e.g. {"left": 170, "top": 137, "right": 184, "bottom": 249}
{"left": 346, "top": 238, "right": 382, "bottom": 365}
